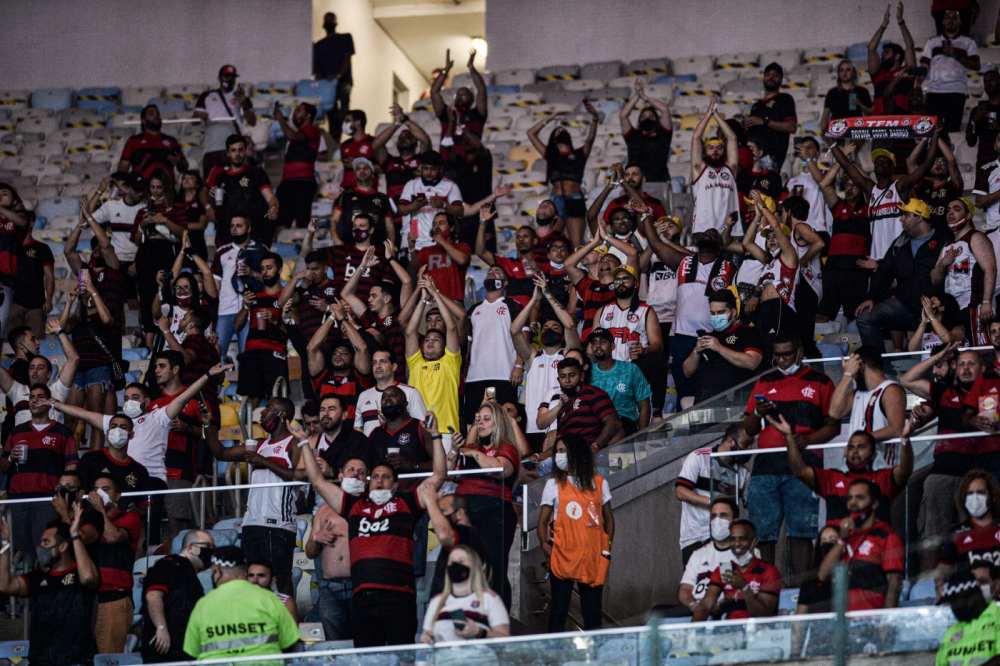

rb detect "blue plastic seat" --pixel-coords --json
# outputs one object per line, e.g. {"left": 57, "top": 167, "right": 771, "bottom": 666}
{"left": 295, "top": 79, "right": 337, "bottom": 117}
{"left": 95, "top": 653, "right": 143, "bottom": 666}
{"left": 32, "top": 87, "right": 74, "bottom": 112}
{"left": 0, "top": 640, "right": 29, "bottom": 660}
{"left": 213, "top": 517, "right": 243, "bottom": 532}
{"left": 146, "top": 97, "right": 189, "bottom": 114}
{"left": 38, "top": 339, "right": 64, "bottom": 357}
{"left": 847, "top": 41, "right": 888, "bottom": 62}
{"left": 36, "top": 196, "right": 81, "bottom": 219}
{"left": 121, "top": 348, "right": 147, "bottom": 362}
{"left": 779, "top": 587, "right": 800, "bottom": 612}
{"left": 78, "top": 87, "right": 120, "bottom": 111}
{"left": 907, "top": 577, "right": 937, "bottom": 603}
{"left": 273, "top": 242, "right": 300, "bottom": 258}
{"left": 486, "top": 85, "right": 520, "bottom": 96}
{"left": 655, "top": 74, "right": 699, "bottom": 86}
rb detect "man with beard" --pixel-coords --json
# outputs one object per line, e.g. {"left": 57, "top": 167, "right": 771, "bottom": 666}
{"left": 444, "top": 126, "right": 496, "bottom": 250}
{"left": 588, "top": 327, "right": 652, "bottom": 434}
{"left": 777, "top": 412, "right": 913, "bottom": 524}
{"left": 211, "top": 215, "right": 266, "bottom": 355}
{"left": 965, "top": 70, "right": 1000, "bottom": 170}
{"left": 374, "top": 103, "right": 431, "bottom": 211}
{"left": 935, "top": 570, "right": 1000, "bottom": 666}
{"left": 511, "top": 276, "right": 579, "bottom": 450}
{"left": 431, "top": 48, "right": 489, "bottom": 138}
{"left": 691, "top": 97, "right": 740, "bottom": 237}
{"left": 901, "top": 342, "right": 984, "bottom": 570}
{"left": 676, "top": 497, "right": 746, "bottom": 612}
{"left": 537, "top": 358, "right": 623, "bottom": 453}
{"left": 531, "top": 199, "right": 570, "bottom": 266}
{"left": 399, "top": 151, "right": 464, "bottom": 251}
{"left": 919, "top": 8, "right": 981, "bottom": 132}
{"left": 295, "top": 394, "right": 376, "bottom": 480}
{"left": 831, "top": 136, "right": 939, "bottom": 261}
{"left": 305, "top": 212, "right": 395, "bottom": 304}
{"left": 339, "top": 110, "right": 377, "bottom": 191}
{"left": 816, "top": 479, "right": 904, "bottom": 611}
{"left": 331, "top": 157, "right": 395, "bottom": 246}
{"left": 194, "top": 64, "right": 257, "bottom": 178}
{"left": 118, "top": 104, "right": 187, "bottom": 183}
{"left": 307, "top": 305, "right": 373, "bottom": 422}
{"left": 868, "top": 5, "right": 917, "bottom": 115}
{"left": 911, "top": 138, "right": 964, "bottom": 233}
{"left": 235, "top": 252, "right": 291, "bottom": 410}
{"left": 587, "top": 162, "right": 665, "bottom": 238}
{"left": 963, "top": 320, "right": 1000, "bottom": 479}
{"left": 368, "top": 386, "right": 433, "bottom": 475}
{"left": 83, "top": 172, "right": 145, "bottom": 304}
{"left": 206, "top": 135, "right": 278, "bottom": 245}
{"left": 354, "top": 349, "right": 426, "bottom": 437}
{"left": 741, "top": 63, "right": 797, "bottom": 170}
{"left": 341, "top": 247, "right": 409, "bottom": 382}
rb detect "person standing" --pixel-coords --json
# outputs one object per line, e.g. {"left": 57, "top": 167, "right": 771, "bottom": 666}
{"left": 742, "top": 63, "right": 797, "bottom": 170}
{"left": 210, "top": 215, "right": 267, "bottom": 356}
{"left": 920, "top": 9, "right": 981, "bottom": 132}
{"left": 414, "top": 212, "right": 471, "bottom": 303}
{"left": 313, "top": 12, "right": 355, "bottom": 129}
{"left": 931, "top": 197, "right": 997, "bottom": 336}
{"left": 537, "top": 358, "right": 624, "bottom": 454}
{"left": 538, "top": 434, "right": 615, "bottom": 632}
{"left": 820, "top": 60, "right": 873, "bottom": 131}
{"left": 353, "top": 349, "right": 426, "bottom": 437}
{"left": 330, "top": 157, "right": 395, "bottom": 246}
{"left": 339, "top": 111, "right": 377, "bottom": 191}
{"left": 431, "top": 48, "right": 489, "bottom": 139}
{"left": 965, "top": 70, "right": 1000, "bottom": 170}
{"left": 405, "top": 277, "right": 463, "bottom": 434}
{"left": 206, "top": 135, "right": 278, "bottom": 245}
{"left": 274, "top": 102, "right": 322, "bottom": 231}
{"left": 234, "top": 253, "right": 290, "bottom": 410}
{"left": 588, "top": 328, "right": 652, "bottom": 434}
{"left": 194, "top": 65, "right": 257, "bottom": 178}
{"left": 620, "top": 79, "right": 673, "bottom": 203}
{"left": 118, "top": 104, "right": 188, "bottom": 183}
{"left": 76, "top": 413, "right": 150, "bottom": 513}
{"left": 11, "top": 212, "right": 54, "bottom": 338}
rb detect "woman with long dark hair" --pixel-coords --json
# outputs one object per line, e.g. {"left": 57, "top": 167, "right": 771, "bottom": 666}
{"left": 538, "top": 433, "right": 615, "bottom": 632}
{"left": 152, "top": 232, "right": 219, "bottom": 337}
{"left": 132, "top": 168, "right": 183, "bottom": 348}
{"left": 173, "top": 169, "right": 209, "bottom": 260}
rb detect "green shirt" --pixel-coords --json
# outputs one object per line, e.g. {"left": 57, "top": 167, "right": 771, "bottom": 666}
{"left": 936, "top": 602, "right": 1000, "bottom": 666}
{"left": 183, "top": 579, "right": 299, "bottom": 661}
{"left": 590, "top": 360, "right": 652, "bottom": 422}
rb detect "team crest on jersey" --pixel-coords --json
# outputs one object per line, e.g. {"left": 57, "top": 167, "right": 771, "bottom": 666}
{"left": 324, "top": 288, "right": 336, "bottom": 297}
{"left": 627, "top": 312, "right": 640, "bottom": 323}
{"left": 126, "top": 473, "right": 137, "bottom": 488}
{"left": 605, "top": 313, "right": 614, "bottom": 321}
{"left": 42, "top": 436, "right": 57, "bottom": 446}
{"left": 708, "top": 171, "right": 717, "bottom": 180}
{"left": 801, "top": 387, "right": 815, "bottom": 399}
{"left": 573, "top": 398, "right": 582, "bottom": 410}
{"left": 62, "top": 573, "right": 75, "bottom": 586}
{"left": 383, "top": 316, "right": 393, "bottom": 326}
{"left": 616, "top": 382, "right": 627, "bottom": 393}
{"left": 399, "top": 433, "right": 410, "bottom": 445}
{"left": 720, "top": 170, "right": 730, "bottom": 181}
{"left": 711, "top": 277, "right": 728, "bottom": 291}
{"left": 726, "top": 335, "right": 737, "bottom": 345}
{"left": 858, "top": 540, "right": 874, "bottom": 556}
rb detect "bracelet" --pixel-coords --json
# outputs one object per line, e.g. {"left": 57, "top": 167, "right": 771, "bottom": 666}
{"left": 402, "top": 114, "right": 410, "bottom": 123}
{"left": 157, "top": 625, "right": 167, "bottom": 630}
{"left": 431, "top": 435, "right": 442, "bottom": 440}
{"left": 842, "top": 372, "right": 852, "bottom": 378}
{"left": 515, "top": 364, "right": 524, "bottom": 369}
{"left": 71, "top": 535, "right": 82, "bottom": 542}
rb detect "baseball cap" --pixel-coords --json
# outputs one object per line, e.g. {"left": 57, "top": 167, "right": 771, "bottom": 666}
{"left": 960, "top": 197, "right": 977, "bottom": 217}
{"left": 897, "top": 199, "right": 930, "bottom": 219}
{"left": 871, "top": 148, "right": 897, "bottom": 167}
{"left": 210, "top": 545, "right": 245, "bottom": 568}
{"left": 761, "top": 223, "right": 792, "bottom": 238}
{"left": 611, "top": 265, "right": 639, "bottom": 281}
{"left": 589, "top": 327, "right": 613, "bottom": 342}
{"left": 123, "top": 172, "right": 146, "bottom": 192}
{"left": 763, "top": 62, "right": 784, "bottom": 76}
{"left": 658, "top": 215, "right": 683, "bottom": 230}
{"left": 219, "top": 64, "right": 239, "bottom": 78}
{"left": 744, "top": 193, "right": 777, "bottom": 213}
{"left": 352, "top": 156, "right": 374, "bottom": 172}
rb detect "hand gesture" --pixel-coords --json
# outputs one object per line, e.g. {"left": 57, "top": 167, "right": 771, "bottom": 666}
{"left": 479, "top": 206, "right": 497, "bottom": 223}
{"left": 424, "top": 411, "right": 439, "bottom": 435}
{"left": 493, "top": 182, "right": 513, "bottom": 199}
{"left": 416, "top": 479, "right": 438, "bottom": 508}
{"left": 81, "top": 273, "right": 96, "bottom": 295}
{"left": 881, "top": 3, "right": 891, "bottom": 29}
{"left": 597, "top": 219, "right": 610, "bottom": 241}
{"left": 630, "top": 196, "right": 650, "bottom": 216}
{"left": 429, "top": 195, "right": 446, "bottom": 209}
{"left": 842, "top": 352, "right": 862, "bottom": 378}
{"left": 855, "top": 256, "right": 878, "bottom": 270}
{"left": 450, "top": 430, "right": 466, "bottom": 453}
{"left": 157, "top": 316, "right": 171, "bottom": 334}
{"left": 765, "top": 412, "right": 794, "bottom": 436}
{"left": 839, "top": 515, "right": 856, "bottom": 539}
{"left": 328, "top": 300, "right": 346, "bottom": 322}
{"left": 181, "top": 230, "right": 192, "bottom": 252}
{"left": 902, "top": 410, "right": 919, "bottom": 439}
{"left": 695, "top": 334, "right": 720, "bottom": 353}
{"left": 266, "top": 203, "right": 279, "bottom": 221}
{"left": 467, "top": 48, "right": 477, "bottom": 69}
{"left": 87, "top": 490, "right": 106, "bottom": 513}
{"left": 311, "top": 525, "right": 336, "bottom": 546}
{"left": 707, "top": 94, "right": 718, "bottom": 117}
{"left": 724, "top": 566, "right": 748, "bottom": 591}
{"left": 533, "top": 272, "right": 549, "bottom": 294}
{"left": 207, "top": 361, "right": 234, "bottom": 377}
{"left": 444, "top": 48, "right": 454, "bottom": 72}
{"left": 152, "top": 625, "right": 172, "bottom": 655}
{"left": 896, "top": 2, "right": 905, "bottom": 23}
{"left": 611, "top": 162, "right": 625, "bottom": 182}
{"left": 920, "top": 294, "right": 937, "bottom": 322}
{"left": 286, "top": 420, "right": 308, "bottom": 443}
{"left": 455, "top": 619, "right": 482, "bottom": 639}
{"left": 242, "top": 291, "right": 256, "bottom": 308}
{"left": 66, "top": 289, "right": 78, "bottom": 307}
{"left": 583, "top": 99, "right": 599, "bottom": 121}
{"left": 69, "top": 501, "right": 84, "bottom": 537}
{"left": 391, "top": 103, "right": 404, "bottom": 124}
{"left": 383, "top": 238, "right": 397, "bottom": 261}
{"left": 842, "top": 142, "right": 858, "bottom": 156}
{"left": 361, "top": 245, "right": 377, "bottom": 268}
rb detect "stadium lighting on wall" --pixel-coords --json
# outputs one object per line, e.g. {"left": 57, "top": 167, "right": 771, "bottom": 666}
{"left": 471, "top": 36, "right": 488, "bottom": 59}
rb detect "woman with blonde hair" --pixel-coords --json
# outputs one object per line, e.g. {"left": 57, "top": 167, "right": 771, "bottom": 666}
{"left": 420, "top": 545, "right": 510, "bottom": 644}
{"left": 449, "top": 400, "right": 521, "bottom": 606}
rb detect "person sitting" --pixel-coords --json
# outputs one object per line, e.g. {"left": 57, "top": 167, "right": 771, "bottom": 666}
{"left": 692, "top": 519, "right": 781, "bottom": 621}
{"left": 795, "top": 526, "right": 841, "bottom": 615}
{"left": 676, "top": 497, "right": 747, "bottom": 616}
{"left": 420, "top": 545, "right": 510, "bottom": 644}
{"left": 937, "top": 470, "right": 1000, "bottom": 586}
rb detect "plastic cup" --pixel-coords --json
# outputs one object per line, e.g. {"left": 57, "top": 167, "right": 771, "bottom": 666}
{"left": 387, "top": 447, "right": 400, "bottom": 456}
{"left": 17, "top": 444, "right": 27, "bottom": 463}
{"left": 245, "top": 439, "right": 258, "bottom": 454}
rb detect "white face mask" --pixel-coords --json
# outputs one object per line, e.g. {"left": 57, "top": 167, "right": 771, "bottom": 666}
{"left": 733, "top": 549, "right": 755, "bottom": 568}
{"left": 122, "top": 400, "right": 143, "bottom": 419}
{"left": 778, "top": 360, "right": 801, "bottom": 376}
{"left": 769, "top": 246, "right": 781, "bottom": 258}
{"left": 107, "top": 428, "right": 129, "bottom": 449}
{"left": 710, "top": 517, "right": 731, "bottom": 542}
{"left": 95, "top": 488, "right": 112, "bottom": 506}
{"left": 966, "top": 492, "right": 989, "bottom": 518}
{"left": 554, "top": 452, "right": 569, "bottom": 471}
{"left": 341, "top": 477, "right": 366, "bottom": 495}
{"left": 369, "top": 488, "right": 393, "bottom": 505}
{"left": 549, "top": 261, "right": 565, "bottom": 270}
{"left": 983, "top": 583, "right": 995, "bottom": 602}
{"left": 342, "top": 121, "right": 354, "bottom": 136}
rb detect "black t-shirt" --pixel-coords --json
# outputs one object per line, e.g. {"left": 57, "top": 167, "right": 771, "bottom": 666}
{"left": 798, "top": 576, "right": 832, "bottom": 613}
{"left": 624, "top": 125, "right": 673, "bottom": 182}
{"left": 429, "top": 523, "right": 491, "bottom": 597}
{"left": 694, "top": 324, "right": 763, "bottom": 403}
{"left": 915, "top": 177, "right": 962, "bottom": 234}
{"left": 77, "top": 449, "right": 151, "bottom": 512}
{"left": 824, "top": 86, "right": 873, "bottom": 121}
{"left": 23, "top": 565, "right": 97, "bottom": 666}
{"left": 313, "top": 33, "right": 355, "bottom": 85}
{"left": 140, "top": 554, "right": 204, "bottom": 663}
{"left": 969, "top": 100, "right": 1000, "bottom": 168}
{"left": 539, "top": 269, "right": 573, "bottom": 322}
{"left": 13, "top": 239, "right": 53, "bottom": 309}
{"left": 368, "top": 418, "right": 429, "bottom": 465}
{"left": 545, "top": 146, "right": 587, "bottom": 183}
{"left": 747, "top": 93, "right": 797, "bottom": 162}
{"left": 333, "top": 188, "right": 394, "bottom": 246}
{"left": 450, "top": 151, "right": 493, "bottom": 209}
{"left": 319, "top": 428, "right": 379, "bottom": 474}
{"left": 206, "top": 165, "right": 272, "bottom": 245}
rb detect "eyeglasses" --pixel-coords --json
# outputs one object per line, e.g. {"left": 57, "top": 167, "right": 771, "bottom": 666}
{"left": 612, "top": 277, "right": 634, "bottom": 284}
{"left": 173, "top": 285, "right": 192, "bottom": 292}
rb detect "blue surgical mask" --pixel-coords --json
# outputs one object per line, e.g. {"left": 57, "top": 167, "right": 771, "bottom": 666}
{"left": 710, "top": 314, "right": 730, "bottom": 332}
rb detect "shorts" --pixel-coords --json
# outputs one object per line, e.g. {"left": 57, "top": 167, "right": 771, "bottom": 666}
{"left": 746, "top": 472, "right": 819, "bottom": 541}
{"left": 551, "top": 192, "right": 586, "bottom": 219}
{"left": 918, "top": 473, "right": 962, "bottom": 553}
{"left": 164, "top": 479, "right": 194, "bottom": 521}
{"left": 241, "top": 524, "right": 296, "bottom": 577}
{"left": 237, "top": 349, "right": 289, "bottom": 399}
{"left": 9, "top": 501, "right": 57, "bottom": 554}
{"left": 72, "top": 365, "right": 111, "bottom": 391}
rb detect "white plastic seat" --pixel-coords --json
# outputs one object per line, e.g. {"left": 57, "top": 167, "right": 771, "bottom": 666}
{"left": 497, "top": 92, "right": 543, "bottom": 107}
{"left": 15, "top": 117, "right": 59, "bottom": 136}
{"left": 0, "top": 90, "right": 31, "bottom": 109}
{"left": 722, "top": 79, "right": 765, "bottom": 103}
{"left": 120, "top": 86, "right": 163, "bottom": 108}
{"left": 47, "top": 128, "right": 91, "bottom": 145}
{"left": 494, "top": 69, "right": 536, "bottom": 87}
{"left": 627, "top": 58, "right": 671, "bottom": 76}
{"left": 581, "top": 61, "right": 624, "bottom": 81}
{"left": 20, "top": 142, "right": 66, "bottom": 159}
{"left": 673, "top": 56, "right": 715, "bottom": 76}
{"left": 38, "top": 174, "right": 80, "bottom": 187}
{"left": 716, "top": 52, "right": 760, "bottom": 69}
{"left": 536, "top": 65, "right": 580, "bottom": 81}
{"left": 760, "top": 49, "right": 803, "bottom": 72}
{"left": 700, "top": 70, "right": 742, "bottom": 87}
{"left": 563, "top": 79, "right": 605, "bottom": 92}
{"left": 448, "top": 71, "right": 493, "bottom": 89}
{"left": 164, "top": 84, "right": 208, "bottom": 100}
{"left": 803, "top": 46, "right": 845, "bottom": 63}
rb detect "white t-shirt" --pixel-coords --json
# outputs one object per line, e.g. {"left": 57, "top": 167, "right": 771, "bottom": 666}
{"left": 399, "top": 178, "right": 463, "bottom": 250}
{"left": 735, "top": 235, "right": 768, "bottom": 288}
{"left": 195, "top": 88, "right": 250, "bottom": 153}
{"left": 540, "top": 475, "right": 612, "bottom": 516}
{"left": 847, "top": 379, "right": 900, "bottom": 471}
{"left": 676, "top": 447, "right": 750, "bottom": 548}
{"left": 786, "top": 171, "right": 831, "bottom": 234}
{"left": 422, "top": 591, "right": 510, "bottom": 643}
{"left": 691, "top": 165, "right": 739, "bottom": 235}
{"left": 973, "top": 160, "right": 1000, "bottom": 231}
{"left": 212, "top": 241, "right": 264, "bottom": 316}
{"left": 524, "top": 349, "right": 563, "bottom": 434}
{"left": 921, "top": 35, "right": 978, "bottom": 95}
{"left": 605, "top": 233, "right": 648, "bottom": 266}
{"left": 646, "top": 260, "right": 679, "bottom": 323}
{"left": 466, "top": 297, "right": 521, "bottom": 383}
{"left": 353, "top": 383, "right": 427, "bottom": 436}
{"left": 103, "top": 410, "right": 170, "bottom": 482}
{"left": 91, "top": 198, "right": 144, "bottom": 262}
{"left": 6, "top": 378, "right": 70, "bottom": 427}
{"left": 244, "top": 435, "right": 297, "bottom": 533}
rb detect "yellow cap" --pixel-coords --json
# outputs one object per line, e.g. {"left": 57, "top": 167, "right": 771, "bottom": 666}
{"left": 657, "top": 215, "right": 683, "bottom": 230}
{"left": 744, "top": 194, "right": 777, "bottom": 213}
{"left": 897, "top": 199, "right": 930, "bottom": 219}
{"left": 960, "top": 197, "right": 977, "bottom": 217}
{"left": 611, "top": 265, "right": 639, "bottom": 281}
{"left": 761, "top": 223, "right": 792, "bottom": 238}
{"left": 871, "top": 148, "right": 897, "bottom": 167}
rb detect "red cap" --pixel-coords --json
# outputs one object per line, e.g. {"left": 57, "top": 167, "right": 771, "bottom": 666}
{"left": 219, "top": 65, "right": 238, "bottom": 78}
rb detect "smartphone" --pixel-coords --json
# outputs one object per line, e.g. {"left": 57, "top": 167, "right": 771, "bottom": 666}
{"left": 720, "top": 561, "right": 733, "bottom": 577}
{"left": 424, "top": 413, "right": 434, "bottom": 428}
{"left": 908, "top": 66, "right": 928, "bottom": 77}
{"left": 450, "top": 609, "right": 467, "bottom": 629}
{"left": 753, "top": 394, "right": 771, "bottom": 405}
{"left": 312, "top": 216, "right": 331, "bottom": 230}
{"left": 521, "top": 458, "right": 538, "bottom": 469}
{"left": 696, "top": 329, "right": 710, "bottom": 337}
{"left": 485, "top": 386, "right": 496, "bottom": 401}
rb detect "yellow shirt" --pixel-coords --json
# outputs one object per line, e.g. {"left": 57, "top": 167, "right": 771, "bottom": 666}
{"left": 407, "top": 349, "right": 462, "bottom": 433}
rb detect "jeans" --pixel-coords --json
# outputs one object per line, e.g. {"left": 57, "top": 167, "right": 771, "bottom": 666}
{"left": 669, "top": 335, "right": 698, "bottom": 400}
{"left": 549, "top": 573, "right": 603, "bottom": 632}
{"left": 306, "top": 578, "right": 353, "bottom": 641}
{"left": 856, "top": 297, "right": 920, "bottom": 357}
{"left": 214, "top": 312, "right": 249, "bottom": 360}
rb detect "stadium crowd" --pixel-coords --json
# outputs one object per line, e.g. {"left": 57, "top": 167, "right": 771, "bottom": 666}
{"left": 8, "top": 2, "right": 1000, "bottom": 663}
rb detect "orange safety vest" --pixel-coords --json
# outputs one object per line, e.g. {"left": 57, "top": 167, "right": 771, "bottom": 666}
{"left": 550, "top": 475, "right": 611, "bottom": 587}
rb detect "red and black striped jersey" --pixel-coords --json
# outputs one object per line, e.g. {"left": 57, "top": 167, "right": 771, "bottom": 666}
{"left": 326, "top": 245, "right": 393, "bottom": 303}
{"left": 180, "top": 333, "right": 221, "bottom": 426}
{"left": 931, "top": 381, "right": 977, "bottom": 476}
{"left": 382, "top": 154, "right": 421, "bottom": 202}
{"left": 119, "top": 131, "right": 185, "bottom": 182}
{"left": 708, "top": 556, "right": 782, "bottom": 619}
{"left": 149, "top": 390, "right": 201, "bottom": 482}
{"left": 543, "top": 385, "right": 617, "bottom": 444}
{"left": 296, "top": 279, "right": 338, "bottom": 342}
{"left": 361, "top": 311, "right": 406, "bottom": 382}
{"left": 245, "top": 289, "right": 286, "bottom": 354}
{"left": 3, "top": 420, "right": 78, "bottom": 497}
{"left": 841, "top": 521, "right": 905, "bottom": 611}
{"left": 341, "top": 489, "right": 425, "bottom": 594}
{"left": 575, "top": 276, "right": 616, "bottom": 342}
{"left": 282, "top": 123, "right": 321, "bottom": 181}
{"left": 96, "top": 510, "right": 142, "bottom": 599}
{"left": 312, "top": 368, "right": 374, "bottom": 420}
{"left": 939, "top": 519, "right": 1000, "bottom": 571}
{"left": 827, "top": 199, "right": 872, "bottom": 268}
{"left": 814, "top": 467, "right": 899, "bottom": 523}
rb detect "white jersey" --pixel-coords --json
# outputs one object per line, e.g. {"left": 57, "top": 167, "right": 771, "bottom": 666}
{"left": 942, "top": 233, "right": 979, "bottom": 309}
{"left": 646, "top": 260, "right": 679, "bottom": 323}
{"left": 400, "top": 177, "right": 464, "bottom": 250}
{"left": 423, "top": 590, "right": 510, "bottom": 643}
{"left": 869, "top": 181, "right": 905, "bottom": 261}
{"left": 793, "top": 221, "right": 823, "bottom": 300}
{"left": 786, "top": 170, "right": 831, "bottom": 234}
{"left": 244, "top": 435, "right": 297, "bottom": 532}
{"left": 195, "top": 88, "right": 250, "bottom": 153}
{"left": 466, "top": 297, "right": 522, "bottom": 383}
{"left": 90, "top": 197, "right": 143, "bottom": 262}
{"left": 974, "top": 160, "right": 1000, "bottom": 231}
{"left": 524, "top": 348, "right": 564, "bottom": 434}
{"left": 103, "top": 410, "right": 170, "bottom": 482}
{"left": 597, "top": 301, "right": 651, "bottom": 361}
{"left": 354, "top": 384, "right": 426, "bottom": 436}
{"left": 759, "top": 254, "right": 799, "bottom": 310}
{"left": 848, "top": 380, "right": 899, "bottom": 470}
{"left": 921, "top": 35, "right": 978, "bottom": 95}
{"left": 735, "top": 234, "right": 768, "bottom": 288}
{"left": 681, "top": 542, "right": 740, "bottom": 602}
{"left": 7, "top": 378, "right": 70, "bottom": 427}
{"left": 691, "top": 165, "right": 739, "bottom": 235}
{"left": 677, "top": 446, "right": 750, "bottom": 548}
{"left": 673, "top": 255, "right": 735, "bottom": 337}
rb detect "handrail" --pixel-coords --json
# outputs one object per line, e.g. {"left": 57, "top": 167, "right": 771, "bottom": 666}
{"left": 804, "top": 344, "right": 993, "bottom": 364}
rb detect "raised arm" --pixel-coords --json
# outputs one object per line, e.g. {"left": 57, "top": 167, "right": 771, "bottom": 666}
{"left": 641, "top": 215, "right": 691, "bottom": 271}
{"left": 714, "top": 108, "right": 740, "bottom": 172}
{"left": 298, "top": 437, "right": 345, "bottom": 514}
{"left": 582, "top": 100, "right": 600, "bottom": 157}
{"left": 468, "top": 49, "right": 489, "bottom": 118}
{"left": 340, "top": 246, "right": 377, "bottom": 317}
{"left": 586, "top": 164, "right": 624, "bottom": 233}
{"left": 619, "top": 82, "right": 641, "bottom": 135}
{"left": 63, "top": 219, "right": 85, "bottom": 273}
{"left": 474, "top": 206, "right": 498, "bottom": 266}
{"left": 509, "top": 285, "right": 541, "bottom": 362}
{"left": 898, "top": 4, "right": 917, "bottom": 69}
{"left": 815, "top": 159, "right": 844, "bottom": 209}
{"left": 165, "top": 362, "right": 230, "bottom": 420}
{"left": 690, "top": 95, "right": 719, "bottom": 175}
{"left": 868, "top": 5, "right": 892, "bottom": 76}
{"left": 306, "top": 314, "right": 337, "bottom": 378}
{"left": 426, "top": 278, "right": 460, "bottom": 353}
{"left": 897, "top": 129, "right": 941, "bottom": 194}
{"left": 901, "top": 342, "right": 956, "bottom": 399}
{"left": 938, "top": 136, "right": 964, "bottom": 190}
{"left": 527, "top": 113, "right": 561, "bottom": 156}
{"left": 831, "top": 144, "right": 874, "bottom": 197}
{"left": 565, "top": 230, "right": 605, "bottom": 285}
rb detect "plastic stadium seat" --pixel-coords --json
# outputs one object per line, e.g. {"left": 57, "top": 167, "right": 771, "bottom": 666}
{"left": 665, "top": 657, "right": 708, "bottom": 666}
{"left": 449, "top": 71, "right": 494, "bottom": 89}
{"left": 39, "top": 174, "right": 80, "bottom": 187}
{"left": 759, "top": 48, "right": 803, "bottom": 72}
{"left": 700, "top": 70, "right": 742, "bottom": 89}
{"left": 32, "top": 88, "right": 74, "bottom": 113}
{"left": 542, "top": 91, "right": 586, "bottom": 107}
{"left": 803, "top": 46, "right": 844, "bottom": 63}
{"left": 18, "top": 164, "right": 63, "bottom": 184}
{"left": 908, "top": 577, "right": 936, "bottom": 602}
{"left": 1, "top": 156, "right": 40, "bottom": 170}
{"left": 67, "top": 138, "right": 113, "bottom": 155}
{"left": 778, "top": 587, "right": 800, "bottom": 613}
{"left": 165, "top": 84, "right": 207, "bottom": 101}
{"left": 21, "top": 142, "right": 66, "bottom": 160}
{"left": 146, "top": 97, "right": 188, "bottom": 114}
{"left": 37, "top": 196, "right": 80, "bottom": 219}
{"left": 495, "top": 69, "right": 537, "bottom": 87}
{"left": 582, "top": 61, "right": 625, "bottom": 81}
{"left": 0, "top": 90, "right": 31, "bottom": 109}
{"left": 60, "top": 110, "right": 107, "bottom": 130}
{"left": 254, "top": 81, "right": 296, "bottom": 96}
{"left": 673, "top": 56, "right": 715, "bottom": 76}
{"left": 295, "top": 79, "right": 337, "bottom": 117}
{"left": 507, "top": 144, "right": 543, "bottom": 169}
{"left": 0, "top": 640, "right": 29, "bottom": 661}
{"left": 589, "top": 87, "right": 631, "bottom": 101}
{"left": 717, "top": 52, "right": 760, "bottom": 70}
{"left": 563, "top": 79, "right": 605, "bottom": 92}
{"left": 16, "top": 117, "right": 59, "bottom": 136}
{"left": 485, "top": 85, "right": 520, "bottom": 97}
{"left": 521, "top": 82, "right": 563, "bottom": 95}
{"left": 120, "top": 86, "right": 163, "bottom": 108}
{"left": 980, "top": 47, "right": 1000, "bottom": 67}
{"left": 537, "top": 65, "right": 580, "bottom": 81}
{"left": 77, "top": 86, "right": 120, "bottom": 109}
{"left": 48, "top": 127, "right": 91, "bottom": 145}
{"left": 628, "top": 58, "right": 671, "bottom": 76}
{"left": 722, "top": 78, "right": 765, "bottom": 102}
{"left": 497, "top": 92, "right": 543, "bottom": 107}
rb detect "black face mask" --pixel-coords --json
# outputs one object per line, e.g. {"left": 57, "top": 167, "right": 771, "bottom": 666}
{"left": 353, "top": 229, "right": 370, "bottom": 243}
{"left": 447, "top": 562, "right": 471, "bottom": 584}
{"left": 194, "top": 545, "right": 215, "bottom": 570}
{"left": 563, "top": 384, "right": 580, "bottom": 397}
{"left": 639, "top": 118, "right": 657, "bottom": 132}
{"left": 381, "top": 402, "right": 406, "bottom": 420}
{"left": 485, "top": 278, "right": 504, "bottom": 291}
{"left": 541, "top": 329, "right": 563, "bottom": 347}
{"left": 232, "top": 232, "right": 249, "bottom": 244}
{"left": 816, "top": 541, "right": 836, "bottom": 562}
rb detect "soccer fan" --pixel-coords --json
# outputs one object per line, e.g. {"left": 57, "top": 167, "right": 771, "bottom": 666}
{"left": 965, "top": 70, "right": 1000, "bottom": 170}
{"left": 937, "top": 470, "right": 1000, "bottom": 581}
{"left": 588, "top": 327, "right": 652, "bottom": 434}
{"left": 211, "top": 214, "right": 267, "bottom": 354}
{"left": 235, "top": 252, "right": 292, "bottom": 409}
{"left": 912, "top": 138, "right": 964, "bottom": 232}
{"left": 587, "top": 163, "right": 666, "bottom": 238}
{"left": 676, "top": 497, "right": 744, "bottom": 615}
{"left": 194, "top": 65, "right": 257, "bottom": 177}
{"left": 920, "top": 8, "right": 981, "bottom": 131}
{"left": 273, "top": 102, "right": 322, "bottom": 231}
{"left": 354, "top": 349, "right": 426, "bottom": 437}
{"left": 431, "top": 48, "right": 489, "bottom": 138}
{"left": 76, "top": 411, "right": 150, "bottom": 513}
{"left": 620, "top": 79, "right": 674, "bottom": 201}
{"left": 373, "top": 103, "right": 431, "bottom": 207}
{"left": 11, "top": 212, "right": 55, "bottom": 338}
{"left": 421, "top": 546, "right": 510, "bottom": 643}
{"left": 246, "top": 558, "right": 299, "bottom": 621}
{"left": 820, "top": 60, "right": 873, "bottom": 132}
{"left": 339, "top": 110, "right": 377, "bottom": 191}
{"left": 537, "top": 358, "right": 624, "bottom": 453}
{"left": 867, "top": 4, "right": 917, "bottom": 115}
{"left": 931, "top": 197, "right": 997, "bottom": 333}
{"left": 0, "top": 325, "right": 77, "bottom": 427}
{"left": 206, "top": 135, "right": 279, "bottom": 245}
{"left": 417, "top": 481, "right": 490, "bottom": 597}
{"left": 414, "top": 212, "right": 471, "bottom": 303}
{"left": 690, "top": 97, "right": 740, "bottom": 237}
{"left": 692, "top": 519, "right": 781, "bottom": 621}
{"left": 742, "top": 63, "right": 797, "bottom": 170}
{"left": 398, "top": 151, "right": 465, "bottom": 252}
{"left": 330, "top": 157, "right": 395, "bottom": 246}
{"left": 829, "top": 347, "right": 907, "bottom": 458}
{"left": 118, "top": 104, "right": 187, "bottom": 183}
{"left": 313, "top": 12, "right": 354, "bottom": 126}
